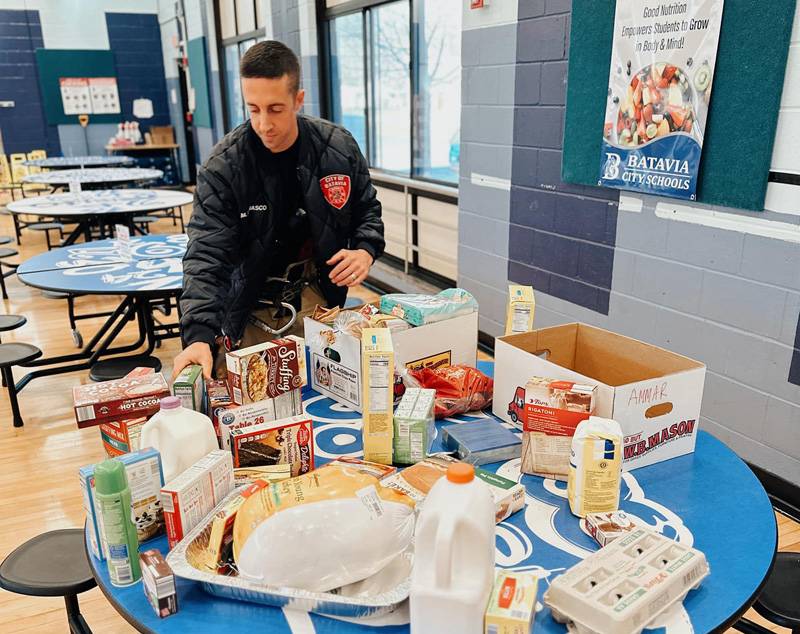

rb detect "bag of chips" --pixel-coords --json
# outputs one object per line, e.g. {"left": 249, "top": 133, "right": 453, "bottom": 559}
{"left": 407, "top": 364, "right": 494, "bottom": 419}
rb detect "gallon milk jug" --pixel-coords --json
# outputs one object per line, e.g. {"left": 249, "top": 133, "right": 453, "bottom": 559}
{"left": 410, "top": 463, "right": 495, "bottom": 634}
{"left": 140, "top": 396, "right": 218, "bottom": 483}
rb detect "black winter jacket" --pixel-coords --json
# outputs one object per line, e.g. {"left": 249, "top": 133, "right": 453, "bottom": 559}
{"left": 180, "top": 115, "right": 385, "bottom": 347}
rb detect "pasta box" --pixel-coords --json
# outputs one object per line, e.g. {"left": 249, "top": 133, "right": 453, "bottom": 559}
{"left": 493, "top": 323, "right": 705, "bottom": 471}
{"left": 304, "top": 310, "right": 478, "bottom": 413}
{"left": 73, "top": 373, "right": 170, "bottom": 428}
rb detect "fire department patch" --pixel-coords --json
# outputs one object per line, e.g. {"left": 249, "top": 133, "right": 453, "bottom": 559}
{"left": 319, "top": 174, "right": 351, "bottom": 210}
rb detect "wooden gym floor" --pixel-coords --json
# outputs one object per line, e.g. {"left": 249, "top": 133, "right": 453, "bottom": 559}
{"left": 0, "top": 201, "right": 796, "bottom": 633}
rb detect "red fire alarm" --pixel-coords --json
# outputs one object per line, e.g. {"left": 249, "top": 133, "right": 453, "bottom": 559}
{"left": 470, "top": 0, "right": 489, "bottom": 8}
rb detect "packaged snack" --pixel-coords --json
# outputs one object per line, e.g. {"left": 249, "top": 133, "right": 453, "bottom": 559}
{"left": 568, "top": 416, "right": 623, "bottom": 517}
{"left": 233, "top": 464, "right": 292, "bottom": 486}
{"left": 233, "top": 460, "right": 416, "bottom": 592}
{"left": 140, "top": 549, "right": 178, "bottom": 617}
{"left": 226, "top": 336, "right": 306, "bottom": 405}
{"left": 229, "top": 414, "right": 314, "bottom": 475}
{"left": 73, "top": 373, "right": 170, "bottom": 428}
{"left": 408, "top": 364, "right": 494, "bottom": 419}
{"left": 172, "top": 364, "right": 205, "bottom": 411}
{"left": 484, "top": 570, "right": 538, "bottom": 634}
{"left": 441, "top": 419, "right": 522, "bottom": 465}
{"left": 161, "top": 450, "right": 234, "bottom": 548}
{"left": 205, "top": 379, "right": 233, "bottom": 441}
{"left": 369, "top": 313, "right": 412, "bottom": 333}
{"left": 380, "top": 288, "right": 478, "bottom": 326}
{"left": 393, "top": 387, "right": 436, "bottom": 464}
{"left": 504, "top": 284, "right": 536, "bottom": 336}
{"left": 327, "top": 456, "right": 398, "bottom": 479}
{"left": 361, "top": 328, "right": 394, "bottom": 465}
{"left": 311, "top": 304, "right": 341, "bottom": 324}
{"left": 544, "top": 528, "right": 709, "bottom": 634}
{"left": 80, "top": 448, "right": 165, "bottom": 561}
{"left": 381, "top": 455, "right": 525, "bottom": 523}
{"left": 583, "top": 511, "right": 639, "bottom": 547}
{"left": 520, "top": 377, "right": 596, "bottom": 480}
{"left": 217, "top": 389, "right": 303, "bottom": 450}
{"left": 99, "top": 416, "right": 147, "bottom": 457}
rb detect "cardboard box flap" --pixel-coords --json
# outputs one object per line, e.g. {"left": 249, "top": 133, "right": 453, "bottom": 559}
{"left": 498, "top": 324, "right": 580, "bottom": 370}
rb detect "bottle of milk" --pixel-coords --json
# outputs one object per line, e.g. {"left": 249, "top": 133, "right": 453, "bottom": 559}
{"left": 567, "top": 416, "right": 623, "bottom": 517}
{"left": 139, "top": 396, "right": 218, "bottom": 483}
{"left": 410, "top": 463, "right": 495, "bottom": 634}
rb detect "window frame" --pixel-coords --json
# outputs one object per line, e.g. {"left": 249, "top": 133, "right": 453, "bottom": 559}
{"left": 321, "top": 0, "right": 460, "bottom": 189}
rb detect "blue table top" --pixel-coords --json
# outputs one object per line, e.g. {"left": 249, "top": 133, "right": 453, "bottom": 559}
{"left": 6, "top": 189, "right": 192, "bottom": 218}
{"left": 21, "top": 167, "right": 162, "bottom": 185}
{"left": 18, "top": 234, "right": 187, "bottom": 295}
{"left": 88, "top": 361, "right": 776, "bottom": 634}
{"left": 22, "top": 155, "right": 134, "bottom": 168}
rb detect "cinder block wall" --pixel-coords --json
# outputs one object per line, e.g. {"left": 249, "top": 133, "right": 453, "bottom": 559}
{"left": 458, "top": 0, "right": 800, "bottom": 484}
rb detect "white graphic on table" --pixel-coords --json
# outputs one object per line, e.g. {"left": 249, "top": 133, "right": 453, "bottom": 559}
{"left": 7, "top": 189, "right": 191, "bottom": 216}
{"left": 22, "top": 167, "right": 162, "bottom": 184}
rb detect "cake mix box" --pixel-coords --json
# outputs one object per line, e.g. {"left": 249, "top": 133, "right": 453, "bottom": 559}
{"left": 99, "top": 416, "right": 148, "bottom": 457}
{"left": 205, "top": 379, "right": 234, "bottom": 442}
{"left": 73, "top": 373, "right": 170, "bottom": 428}
{"left": 226, "top": 335, "right": 307, "bottom": 405}
{"left": 172, "top": 364, "right": 205, "bottom": 411}
{"left": 80, "top": 448, "right": 165, "bottom": 561}
{"left": 160, "top": 450, "right": 234, "bottom": 549}
{"left": 520, "top": 377, "right": 596, "bottom": 480}
{"left": 229, "top": 414, "right": 315, "bottom": 475}
{"left": 217, "top": 389, "right": 303, "bottom": 450}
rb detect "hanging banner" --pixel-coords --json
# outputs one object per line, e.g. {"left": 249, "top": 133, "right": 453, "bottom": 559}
{"left": 88, "top": 77, "right": 121, "bottom": 114}
{"left": 59, "top": 77, "right": 91, "bottom": 115}
{"left": 599, "top": 0, "right": 724, "bottom": 200}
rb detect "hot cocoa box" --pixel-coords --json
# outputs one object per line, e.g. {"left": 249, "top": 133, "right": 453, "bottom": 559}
{"left": 73, "top": 373, "right": 170, "bottom": 428}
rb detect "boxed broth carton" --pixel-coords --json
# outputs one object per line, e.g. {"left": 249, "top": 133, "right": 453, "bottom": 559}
{"left": 361, "top": 329, "right": 394, "bottom": 465}
{"left": 493, "top": 323, "right": 705, "bottom": 471}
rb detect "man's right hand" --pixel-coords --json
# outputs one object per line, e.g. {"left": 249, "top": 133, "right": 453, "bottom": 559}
{"left": 172, "top": 341, "right": 213, "bottom": 381}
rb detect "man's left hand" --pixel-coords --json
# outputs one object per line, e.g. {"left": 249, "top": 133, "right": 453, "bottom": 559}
{"left": 327, "top": 248, "right": 374, "bottom": 287}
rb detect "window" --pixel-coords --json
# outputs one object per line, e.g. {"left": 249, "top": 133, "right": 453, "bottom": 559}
{"left": 215, "top": 0, "right": 266, "bottom": 131}
{"left": 325, "top": 0, "right": 461, "bottom": 185}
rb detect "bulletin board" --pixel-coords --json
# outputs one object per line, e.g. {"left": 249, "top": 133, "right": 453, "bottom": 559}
{"left": 35, "top": 49, "right": 122, "bottom": 125}
{"left": 562, "top": 0, "right": 797, "bottom": 211}
{"left": 187, "top": 37, "right": 212, "bottom": 129}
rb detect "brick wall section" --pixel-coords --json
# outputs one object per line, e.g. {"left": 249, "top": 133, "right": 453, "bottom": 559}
{"left": 0, "top": 9, "right": 60, "bottom": 156}
{"left": 509, "top": 0, "right": 619, "bottom": 317}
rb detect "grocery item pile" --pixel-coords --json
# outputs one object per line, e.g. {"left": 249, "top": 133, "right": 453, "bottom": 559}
{"left": 76, "top": 285, "right": 710, "bottom": 632}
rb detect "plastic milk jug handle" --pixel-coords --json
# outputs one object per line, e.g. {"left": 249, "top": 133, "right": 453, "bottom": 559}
{"left": 434, "top": 518, "right": 456, "bottom": 589}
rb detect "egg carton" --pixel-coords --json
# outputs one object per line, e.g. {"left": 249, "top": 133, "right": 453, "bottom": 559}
{"left": 543, "top": 527, "right": 709, "bottom": 634}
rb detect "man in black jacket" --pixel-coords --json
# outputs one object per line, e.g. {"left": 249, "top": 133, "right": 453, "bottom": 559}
{"left": 174, "top": 41, "right": 384, "bottom": 378}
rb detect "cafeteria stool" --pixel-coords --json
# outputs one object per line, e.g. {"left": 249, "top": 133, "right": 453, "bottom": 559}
{"left": 0, "top": 236, "right": 11, "bottom": 245}
{"left": 753, "top": 551, "right": 800, "bottom": 632}
{"left": 0, "top": 529, "right": 96, "bottom": 634}
{"left": 133, "top": 214, "right": 158, "bottom": 234}
{"left": 0, "top": 341, "right": 42, "bottom": 427}
{"left": 0, "top": 314, "right": 26, "bottom": 386}
{"left": 27, "top": 221, "right": 64, "bottom": 250}
{"left": 0, "top": 245, "right": 19, "bottom": 299}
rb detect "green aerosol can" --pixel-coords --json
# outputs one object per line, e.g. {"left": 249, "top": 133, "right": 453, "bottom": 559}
{"left": 94, "top": 459, "right": 142, "bottom": 586}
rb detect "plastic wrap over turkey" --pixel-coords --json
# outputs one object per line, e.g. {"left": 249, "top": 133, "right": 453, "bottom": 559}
{"left": 407, "top": 364, "right": 494, "bottom": 419}
{"left": 379, "top": 288, "right": 478, "bottom": 326}
{"left": 232, "top": 461, "right": 417, "bottom": 592}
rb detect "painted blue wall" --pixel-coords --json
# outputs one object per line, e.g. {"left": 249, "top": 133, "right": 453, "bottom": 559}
{"left": 0, "top": 9, "right": 60, "bottom": 155}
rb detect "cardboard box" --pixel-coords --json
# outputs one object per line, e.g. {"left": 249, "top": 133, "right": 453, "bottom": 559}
{"left": 172, "top": 365, "right": 205, "bottom": 411}
{"left": 493, "top": 324, "right": 706, "bottom": 471}
{"left": 504, "top": 284, "right": 536, "bottom": 336}
{"left": 140, "top": 549, "right": 178, "bottom": 617}
{"left": 80, "top": 448, "right": 165, "bottom": 561}
{"left": 485, "top": 570, "right": 538, "bottom": 634}
{"left": 304, "top": 310, "right": 478, "bottom": 412}
{"left": 160, "top": 450, "right": 234, "bottom": 549}
{"left": 205, "top": 379, "right": 233, "bottom": 442}
{"left": 99, "top": 417, "right": 148, "bottom": 457}
{"left": 217, "top": 389, "right": 303, "bottom": 450}
{"left": 73, "top": 373, "right": 170, "bottom": 428}
{"left": 583, "top": 511, "right": 639, "bottom": 547}
{"left": 226, "top": 335, "right": 306, "bottom": 405}
{"left": 229, "top": 414, "right": 315, "bottom": 475}
{"left": 361, "top": 329, "right": 394, "bottom": 465}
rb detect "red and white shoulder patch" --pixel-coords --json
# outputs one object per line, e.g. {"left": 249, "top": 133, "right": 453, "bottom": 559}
{"left": 319, "top": 174, "right": 351, "bottom": 210}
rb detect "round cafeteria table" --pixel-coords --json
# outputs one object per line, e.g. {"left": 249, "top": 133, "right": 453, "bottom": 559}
{"left": 22, "top": 155, "right": 134, "bottom": 169}
{"left": 6, "top": 189, "right": 193, "bottom": 245}
{"left": 21, "top": 167, "right": 162, "bottom": 189}
{"left": 86, "top": 361, "right": 777, "bottom": 634}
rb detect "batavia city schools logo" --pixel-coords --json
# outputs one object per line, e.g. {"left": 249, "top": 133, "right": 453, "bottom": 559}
{"left": 320, "top": 174, "right": 351, "bottom": 209}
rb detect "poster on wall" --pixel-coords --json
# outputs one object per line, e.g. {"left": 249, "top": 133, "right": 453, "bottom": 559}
{"left": 88, "top": 77, "right": 121, "bottom": 114}
{"left": 599, "top": 0, "right": 725, "bottom": 200}
{"left": 59, "top": 77, "right": 91, "bottom": 115}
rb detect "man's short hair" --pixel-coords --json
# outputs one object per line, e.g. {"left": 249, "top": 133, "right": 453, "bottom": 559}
{"left": 240, "top": 41, "right": 301, "bottom": 93}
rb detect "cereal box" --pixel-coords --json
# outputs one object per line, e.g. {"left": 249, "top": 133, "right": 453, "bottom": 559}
{"left": 229, "top": 414, "right": 314, "bottom": 475}
{"left": 73, "top": 373, "right": 170, "bottom": 428}
{"left": 226, "top": 335, "right": 306, "bottom": 405}
{"left": 217, "top": 388, "right": 303, "bottom": 450}
{"left": 361, "top": 329, "right": 394, "bottom": 465}
{"left": 99, "top": 417, "right": 147, "bottom": 457}
{"left": 484, "top": 570, "right": 538, "bottom": 634}
{"left": 520, "top": 377, "right": 596, "bottom": 480}
{"left": 160, "top": 450, "right": 234, "bottom": 549}
{"left": 172, "top": 364, "right": 205, "bottom": 411}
